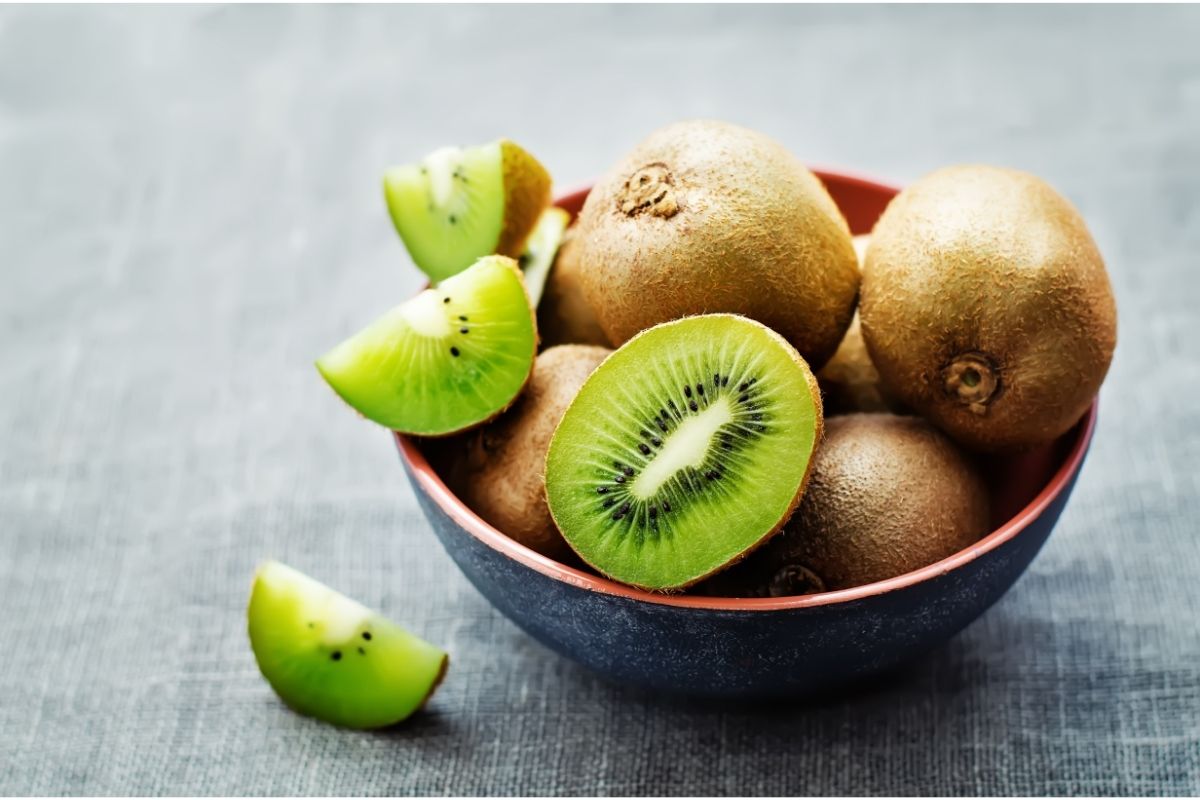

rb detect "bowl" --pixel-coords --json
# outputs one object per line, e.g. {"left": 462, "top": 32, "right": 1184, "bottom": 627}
{"left": 394, "top": 170, "right": 1099, "bottom": 699}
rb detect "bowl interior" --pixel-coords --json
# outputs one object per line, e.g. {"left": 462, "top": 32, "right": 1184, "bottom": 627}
{"left": 402, "top": 170, "right": 1096, "bottom": 609}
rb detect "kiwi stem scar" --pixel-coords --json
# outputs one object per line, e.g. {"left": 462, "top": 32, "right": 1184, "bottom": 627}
{"left": 631, "top": 397, "right": 734, "bottom": 499}
{"left": 942, "top": 352, "right": 1000, "bottom": 415}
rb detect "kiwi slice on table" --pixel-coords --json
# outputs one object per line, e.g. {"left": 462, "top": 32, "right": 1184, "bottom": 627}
{"left": 248, "top": 561, "right": 448, "bottom": 729}
{"left": 517, "top": 206, "right": 570, "bottom": 306}
{"left": 384, "top": 140, "right": 552, "bottom": 282}
{"left": 316, "top": 255, "right": 537, "bottom": 436}
{"left": 544, "top": 314, "right": 823, "bottom": 591}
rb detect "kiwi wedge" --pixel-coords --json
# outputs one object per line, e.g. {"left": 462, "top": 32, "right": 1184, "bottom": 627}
{"left": 699, "top": 414, "right": 990, "bottom": 596}
{"left": 248, "top": 561, "right": 448, "bottom": 729}
{"left": 861, "top": 165, "right": 1117, "bottom": 451}
{"left": 544, "top": 314, "right": 823, "bottom": 591}
{"left": 538, "top": 227, "right": 610, "bottom": 348}
{"left": 316, "top": 255, "right": 537, "bottom": 436}
{"left": 384, "top": 139, "right": 551, "bottom": 282}
{"left": 517, "top": 206, "right": 570, "bottom": 306}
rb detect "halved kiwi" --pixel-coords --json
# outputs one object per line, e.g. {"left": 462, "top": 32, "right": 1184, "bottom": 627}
{"left": 316, "top": 255, "right": 537, "bottom": 436}
{"left": 517, "top": 206, "right": 570, "bottom": 306}
{"left": 544, "top": 314, "right": 823, "bottom": 591}
{"left": 384, "top": 140, "right": 551, "bottom": 282}
{"left": 248, "top": 561, "right": 448, "bottom": 729}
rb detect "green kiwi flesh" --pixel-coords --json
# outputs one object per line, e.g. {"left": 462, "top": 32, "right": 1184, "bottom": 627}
{"left": 517, "top": 206, "right": 570, "bottom": 306}
{"left": 544, "top": 314, "right": 823, "bottom": 591}
{"left": 248, "top": 561, "right": 448, "bottom": 729}
{"left": 316, "top": 256, "right": 537, "bottom": 436}
{"left": 698, "top": 414, "right": 989, "bottom": 596}
{"left": 384, "top": 140, "right": 551, "bottom": 282}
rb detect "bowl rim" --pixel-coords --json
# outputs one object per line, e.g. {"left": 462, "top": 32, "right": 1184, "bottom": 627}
{"left": 396, "top": 402, "right": 1095, "bottom": 610}
{"left": 393, "top": 168, "right": 1099, "bottom": 612}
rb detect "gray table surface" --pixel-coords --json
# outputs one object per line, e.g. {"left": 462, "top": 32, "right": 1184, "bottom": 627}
{"left": 3, "top": 5, "right": 1199, "bottom": 796}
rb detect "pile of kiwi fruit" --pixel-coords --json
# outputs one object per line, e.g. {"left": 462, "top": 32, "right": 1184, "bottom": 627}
{"left": 249, "top": 121, "right": 1117, "bottom": 728}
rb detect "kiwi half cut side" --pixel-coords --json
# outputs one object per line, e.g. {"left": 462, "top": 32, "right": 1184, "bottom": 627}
{"left": 316, "top": 255, "right": 537, "bottom": 436}
{"left": 248, "top": 561, "right": 448, "bottom": 729}
{"left": 384, "top": 139, "right": 551, "bottom": 282}
{"left": 545, "top": 314, "right": 823, "bottom": 591}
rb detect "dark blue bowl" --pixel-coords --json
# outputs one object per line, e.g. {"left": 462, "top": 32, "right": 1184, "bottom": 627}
{"left": 395, "top": 172, "right": 1100, "bottom": 699}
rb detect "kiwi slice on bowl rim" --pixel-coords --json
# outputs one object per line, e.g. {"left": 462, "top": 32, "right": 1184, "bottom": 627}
{"left": 316, "top": 255, "right": 537, "bottom": 437}
{"left": 517, "top": 206, "right": 571, "bottom": 306}
{"left": 537, "top": 227, "right": 611, "bottom": 349}
{"left": 384, "top": 139, "right": 551, "bottom": 282}
{"left": 544, "top": 314, "right": 823, "bottom": 592}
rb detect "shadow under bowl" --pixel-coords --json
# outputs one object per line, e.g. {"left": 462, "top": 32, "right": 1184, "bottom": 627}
{"left": 395, "top": 170, "right": 1099, "bottom": 699}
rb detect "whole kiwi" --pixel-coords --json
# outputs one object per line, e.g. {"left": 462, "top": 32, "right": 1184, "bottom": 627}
{"left": 455, "top": 344, "right": 611, "bottom": 560}
{"left": 698, "top": 414, "right": 990, "bottom": 596}
{"left": 572, "top": 120, "right": 860, "bottom": 370}
{"left": 537, "top": 228, "right": 610, "bottom": 348}
{"left": 861, "top": 165, "right": 1117, "bottom": 452}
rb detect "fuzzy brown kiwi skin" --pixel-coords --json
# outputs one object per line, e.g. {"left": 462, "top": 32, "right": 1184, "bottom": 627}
{"left": 457, "top": 345, "right": 612, "bottom": 561}
{"left": 537, "top": 228, "right": 610, "bottom": 348}
{"left": 571, "top": 120, "right": 860, "bottom": 371}
{"left": 545, "top": 314, "right": 825, "bottom": 594}
{"left": 414, "top": 653, "right": 450, "bottom": 714}
{"left": 697, "top": 414, "right": 989, "bottom": 597}
{"left": 495, "top": 140, "right": 553, "bottom": 259}
{"left": 817, "top": 237, "right": 901, "bottom": 415}
{"left": 817, "top": 312, "right": 895, "bottom": 415}
{"left": 817, "top": 236, "right": 890, "bottom": 414}
{"left": 860, "top": 165, "right": 1117, "bottom": 452}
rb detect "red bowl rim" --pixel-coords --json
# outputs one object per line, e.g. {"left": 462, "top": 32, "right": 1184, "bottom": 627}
{"left": 393, "top": 169, "right": 1099, "bottom": 612}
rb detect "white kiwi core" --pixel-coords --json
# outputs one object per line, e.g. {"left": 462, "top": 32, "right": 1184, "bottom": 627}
{"left": 400, "top": 290, "right": 452, "bottom": 338}
{"left": 260, "top": 561, "right": 373, "bottom": 644}
{"left": 422, "top": 146, "right": 463, "bottom": 208}
{"left": 631, "top": 396, "right": 734, "bottom": 499}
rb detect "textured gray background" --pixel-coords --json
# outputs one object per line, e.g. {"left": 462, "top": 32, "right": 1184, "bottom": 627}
{"left": 2, "top": 4, "right": 1199, "bottom": 796}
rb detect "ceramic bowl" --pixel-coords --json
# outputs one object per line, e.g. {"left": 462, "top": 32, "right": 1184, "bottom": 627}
{"left": 394, "top": 171, "right": 1098, "bottom": 699}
